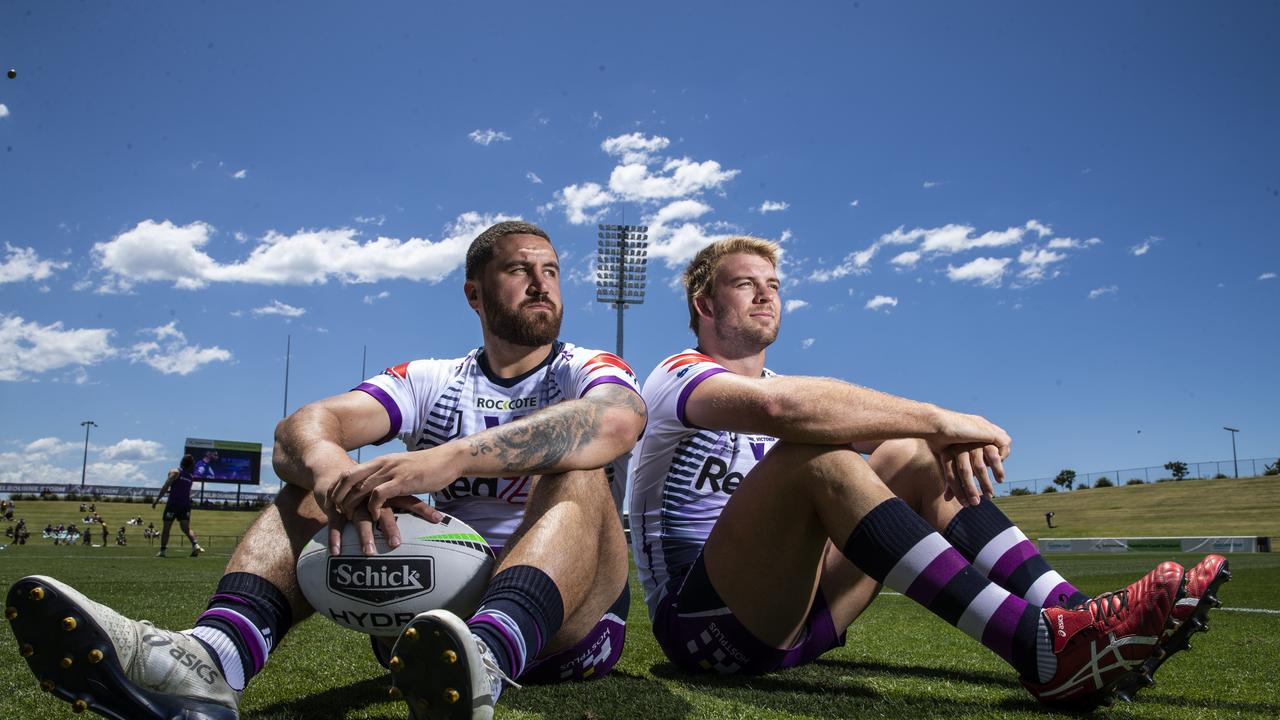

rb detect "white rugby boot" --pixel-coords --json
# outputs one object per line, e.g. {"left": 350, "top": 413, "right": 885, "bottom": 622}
{"left": 6, "top": 575, "right": 240, "bottom": 720}
{"left": 387, "top": 609, "right": 519, "bottom": 720}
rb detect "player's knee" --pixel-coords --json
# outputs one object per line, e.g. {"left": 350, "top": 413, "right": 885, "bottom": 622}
{"left": 872, "top": 438, "right": 935, "bottom": 478}
{"left": 770, "top": 441, "right": 873, "bottom": 488}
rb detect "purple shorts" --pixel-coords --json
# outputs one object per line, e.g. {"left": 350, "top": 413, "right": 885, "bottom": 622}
{"left": 520, "top": 582, "right": 629, "bottom": 683}
{"left": 654, "top": 555, "right": 845, "bottom": 675}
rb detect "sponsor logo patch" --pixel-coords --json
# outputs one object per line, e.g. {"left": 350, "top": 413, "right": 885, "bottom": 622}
{"left": 474, "top": 396, "right": 539, "bottom": 411}
{"left": 327, "top": 558, "right": 434, "bottom": 606}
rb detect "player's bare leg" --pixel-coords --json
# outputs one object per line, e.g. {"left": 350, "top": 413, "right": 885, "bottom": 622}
{"left": 701, "top": 442, "right": 891, "bottom": 646}
{"left": 692, "top": 441, "right": 1182, "bottom": 709}
{"left": 390, "top": 468, "right": 627, "bottom": 719}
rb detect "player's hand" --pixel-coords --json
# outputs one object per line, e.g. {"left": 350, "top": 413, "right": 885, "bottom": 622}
{"left": 318, "top": 477, "right": 441, "bottom": 557}
{"left": 926, "top": 409, "right": 1012, "bottom": 458}
{"left": 329, "top": 448, "right": 457, "bottom": 521}
{"left": 938, "top": 442, "right": 1007, "bottom": 506}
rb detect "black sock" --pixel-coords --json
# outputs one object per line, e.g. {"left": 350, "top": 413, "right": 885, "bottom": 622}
{"left": 466, "top": 565, "right": 564, "bottom": 679}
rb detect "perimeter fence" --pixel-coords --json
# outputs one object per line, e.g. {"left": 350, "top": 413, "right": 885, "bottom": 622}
{"left": 999, "top": 456, "right": 1279, "bottom": 496}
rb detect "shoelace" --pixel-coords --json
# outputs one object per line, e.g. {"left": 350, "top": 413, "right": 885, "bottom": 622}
{"left": 1076, "top": 590, "right": 1130, "bottom": 625}
{"left": 473, "top": 636, "right": 521, "bottom": 699}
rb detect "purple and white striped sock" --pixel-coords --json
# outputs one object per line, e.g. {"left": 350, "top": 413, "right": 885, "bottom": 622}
{"left": 188, "top": 573, "right": 291, "bottom": 691}
{"left": 944, "top": 498, "right": 1089, "bottom": 608}
{"left": 844, "top": 499, "right": 1044, "bottom": 678}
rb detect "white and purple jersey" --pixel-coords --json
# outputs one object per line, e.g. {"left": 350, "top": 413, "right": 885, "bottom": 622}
{"left": 356, "top": 341, "right": 639, "bottom": 550}
{"left": 629, "top": 350, "right": 778, "bottom": 619}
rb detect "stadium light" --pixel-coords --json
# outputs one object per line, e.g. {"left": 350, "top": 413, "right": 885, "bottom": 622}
{"left": 79, "top": 420, "right": 98, "bottom": 489}
{"left": 596, "top": 223, "right": 649, "bottom": 357}
{"left": 1224, "top": 426, "right": 1240, "bottom": 478}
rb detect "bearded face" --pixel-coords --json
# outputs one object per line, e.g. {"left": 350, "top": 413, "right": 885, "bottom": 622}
{"left": 481, "top": 280, "right": 562, "bottom": 347}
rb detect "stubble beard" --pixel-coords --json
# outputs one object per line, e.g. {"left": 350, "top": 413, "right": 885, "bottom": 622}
{"left": 711, "top": 304, "right": 779, "bottom": 351}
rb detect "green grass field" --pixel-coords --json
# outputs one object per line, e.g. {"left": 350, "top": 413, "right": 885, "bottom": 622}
{"left": 3, "top": 481, "right": 1278, "bottom": 719}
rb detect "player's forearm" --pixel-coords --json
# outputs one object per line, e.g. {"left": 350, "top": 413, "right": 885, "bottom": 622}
{"left": 455, "top": 389, "right": 646, "bottom": 477}
{"left": 753, "top": 376, "right": 945, "bottom": 444}
{"left": 272, "top": 405, "right": 358, "bottom": 491}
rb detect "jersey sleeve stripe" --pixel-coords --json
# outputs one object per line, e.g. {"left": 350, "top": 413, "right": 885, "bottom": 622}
{"left": 579, "top": 375, "right": 638, "bottom": 398}
{"left": 584, "top": 353, "right": 636, "bottom": 377}
{"left": 353, "top": 382, "right": 403, "bottom": 446}
{"left": 674, "top": 367, "right": 728, "bottom": 428}
{"left": 661, "top": 352, "right": 713, "bottom": 371}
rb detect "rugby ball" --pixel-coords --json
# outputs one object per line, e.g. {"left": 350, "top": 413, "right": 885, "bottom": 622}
{"left": 297, "top": 512, "right": 495, "bottom": 636}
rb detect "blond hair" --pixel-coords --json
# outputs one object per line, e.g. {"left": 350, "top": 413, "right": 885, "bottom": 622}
{"left": 682, "top": 236, "right": 780, "bottom": 335}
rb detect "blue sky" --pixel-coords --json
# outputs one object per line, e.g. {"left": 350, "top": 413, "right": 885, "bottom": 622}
{"left": 1, "top": 2, "right": 1277, "bottom": 493}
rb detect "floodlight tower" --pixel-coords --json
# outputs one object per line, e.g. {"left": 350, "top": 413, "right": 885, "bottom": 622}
{"left": 596, "top": 224, "right": 649, "bottom": 357}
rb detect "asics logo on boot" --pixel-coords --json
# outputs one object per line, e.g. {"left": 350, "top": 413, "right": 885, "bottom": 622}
{"left": 169, "top": 646, "right": 221, "bottom": 685}
{"left": 1057, "top": 614, "right": 1066, "bottom": 637}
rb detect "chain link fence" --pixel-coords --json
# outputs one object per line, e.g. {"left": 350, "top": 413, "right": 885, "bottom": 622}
{"left": 999, "top": 456, "right": 1279, "bottom": 496}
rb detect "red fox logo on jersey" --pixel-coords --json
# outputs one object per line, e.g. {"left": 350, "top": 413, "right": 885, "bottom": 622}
{"left": 584, "top": 352, "right": 636, "bottom": 380}
{"left": 662, "top": 352, "right": 713, "bottom": 373}
{"left": 383, "top": 362, "right": 411, "bottom": 380}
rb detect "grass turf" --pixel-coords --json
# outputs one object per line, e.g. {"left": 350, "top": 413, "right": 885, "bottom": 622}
{"left": 2, "top": 491, "right": 1279, "bottom": 719}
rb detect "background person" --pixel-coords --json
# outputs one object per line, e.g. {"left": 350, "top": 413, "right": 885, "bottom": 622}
{"left": 153, "top": 454, "right": 204, "bottom": 557}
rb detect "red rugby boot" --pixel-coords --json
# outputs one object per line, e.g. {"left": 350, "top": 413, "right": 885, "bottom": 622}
{"left": 1115, "top": 554, "right": 1230, "bottom": 701}
{"left": 1023, "top": 561, "right": 1184, "bottom": 710}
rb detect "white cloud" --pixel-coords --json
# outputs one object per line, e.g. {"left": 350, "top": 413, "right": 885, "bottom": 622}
{"left": 363, "top": 290, "right": 391, "bottom": 304}
{"left": 865, "top": 295, "right": 898, "bottom": 311}
{"left": 608, "top": 157, "right": 739, "bottom": 202}
{"left": 556, "top": 183, "right": 613, "bottom": 225}
{"left": 808, "top": 219, "right": 1078, "bottom": 284}
{"left": 232, "top": 169, "right": 247, "bottom": 180}
{"left": 23, "top": 437, "right": 80, "bottom": 461}
{"left": 0, "top": 243, "right": 69, "bottom": 283}
{"left": 890, "top": 250, "right": 921, "bottom": 268}
{"left": 251, "top": 300, "right": 306, "bottom": 318}
{"left": 468, "top": 129, "right": 511, "bottom": 146}
{"left": 922, "top": 180, "right": 943, "bottom": 189}
{"left": 946, "top": 257, "right": 1011, "bottom": 287}
{"left": 850, "top": 199, "right": 860, "bottom": 208}
{"left": 94, "top": 213, "right": 506, "bottom": 290}
{"left": 128, "top": 321, "right": 231, "bottom": 375}
{"left": 100, "top": 438, "right": 165, "bottom": 462}
{"left": 589, "top": 111, "right": 602, "bottom": 128}
{"left": 1130, "top": 236, "right": 1161, "bottom": 256}
{"left": 1258, "top": 272, "right": 1276, "bottom": 281}
{"left": 601, "top": 132, "right": 670, "bottom": 165}
{"left": 1017, "top": 246, "right": 1067, "bottom": 282}
{"left": 526, "top": 171, "right": 543, "bottom": 185}
{"left": 0, "top": 315, "right": 117, "bottom": 381}
{"left": 1046, "top": 236, "right": 1100, "bottom": 249}
{"left": 802, "top": 338, "right": 815, "bottom": 350}
{"left": 784, "top": 299, "right": 809, "bottom": 313}
{"left": 354, "top": 215, "right": 386, "bottom": 226}
{"left": 1088, "top": 285, "right": 1119, "bottom": 300}
{"left": 0, "top": 104, "right": 9, "bottom": 118}
{"left": 756, "top": 200, "right": 789, "bottom": 214}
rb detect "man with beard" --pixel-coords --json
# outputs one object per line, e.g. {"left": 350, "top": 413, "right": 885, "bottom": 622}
{"left": 629, "top": 237, "right": 1220, "bottom": 710}
{"left": 8, "top": 222, "right": 646, "bottom": 720}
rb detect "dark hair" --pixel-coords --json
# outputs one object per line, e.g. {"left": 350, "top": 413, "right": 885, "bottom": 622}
{"left": 465, "top": 221, "right": 552, "bottom": 279}
{"left": 180, "top": 454, "right": 194, "bottom": 471}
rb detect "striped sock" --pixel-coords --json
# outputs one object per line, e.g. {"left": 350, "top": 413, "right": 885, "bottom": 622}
{"left": 943, "top": 498, "right": 1088, "bottom": 608}
{"left": 467, "top": 565, "right": 564, "bottom": 680}
{"left": 843, "top": 498, "right": 1046, "bottom": 680}
{"left": 188, "top": 572, "right": 292, "bottom": 691}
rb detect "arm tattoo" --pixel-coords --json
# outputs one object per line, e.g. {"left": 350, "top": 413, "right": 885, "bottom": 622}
{"left": 466, "top": 384, "right": 645, "bottom": 473}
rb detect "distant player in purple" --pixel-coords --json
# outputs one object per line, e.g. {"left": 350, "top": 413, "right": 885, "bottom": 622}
{"left": 629, "top": 237, "right": 1192, "bottom": 709}
{"left": 152, "top": 454, "right": 204, "bottom": 557}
